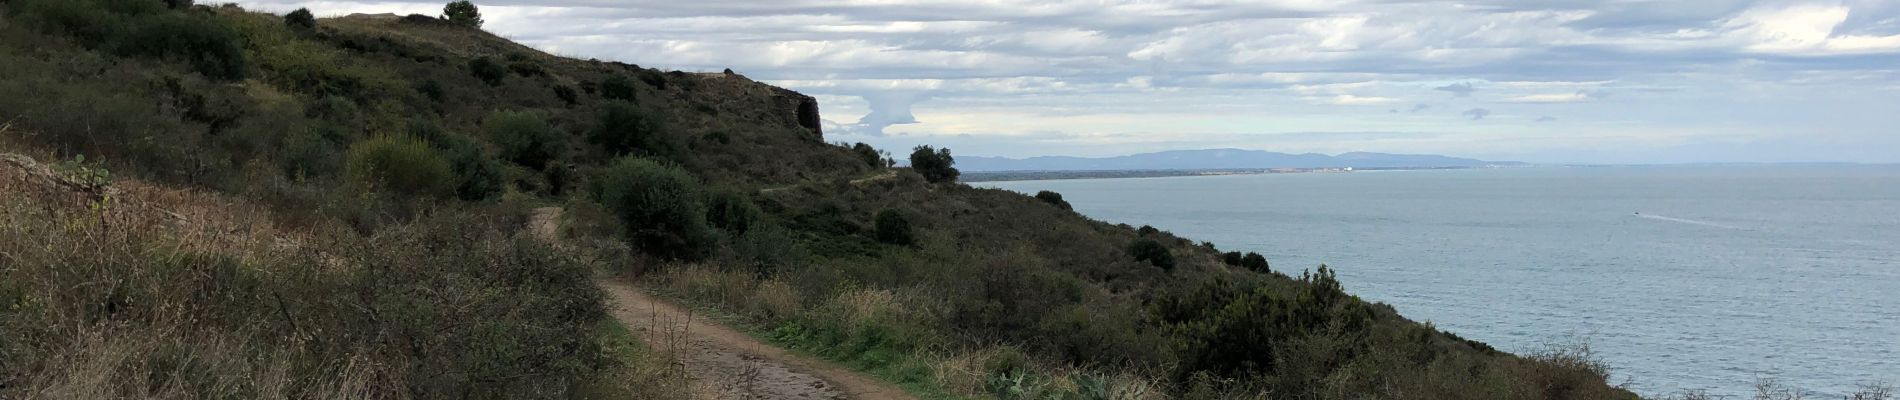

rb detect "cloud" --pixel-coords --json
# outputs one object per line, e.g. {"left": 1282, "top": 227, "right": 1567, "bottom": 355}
{"left": 1310, "top": 94, "right": 1403, "bottom": 105}
{"left": 832, "top": 91, "right": 930, "bottom": 137}
{"left": 1505, "top": 90, "right": 1607, "bottom": 103}
{"left": 1434, "top": 82, "right": 1478, "bottom": 97}
{"left": 1536, "top": 116, "right": 1557, "bottom": 122}
{"left": 222, "top": 0, "right": 1900, "bottom": 163}
{"left": 1463, "top": 108, "right": 1492, "bottom": 120}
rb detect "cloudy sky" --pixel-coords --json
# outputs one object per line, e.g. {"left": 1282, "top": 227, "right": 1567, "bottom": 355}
{"left": 235, "top": 0, "right": 1900, "bottom": 163}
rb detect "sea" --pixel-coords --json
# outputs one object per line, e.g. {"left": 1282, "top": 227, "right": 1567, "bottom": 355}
{"left": 980, "top": 165, "right": 1900, "bottom": 397}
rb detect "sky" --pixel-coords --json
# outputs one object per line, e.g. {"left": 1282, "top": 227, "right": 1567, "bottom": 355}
{"left": 231, "top": 0, "right": 1900, "bottom": 164}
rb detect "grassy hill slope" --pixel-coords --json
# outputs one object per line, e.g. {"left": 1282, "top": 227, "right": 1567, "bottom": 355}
{"left": 0, "top": 1, "right": 1631, "bottom": 399}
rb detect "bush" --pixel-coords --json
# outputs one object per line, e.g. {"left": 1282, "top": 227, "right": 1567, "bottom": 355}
{"left": 416, "top": 79, "right": 445, "bottom": 101}
{"left": 343, "top": 136, "right": 454, "bottom": 197}
{"left": 553, "top": 85, "right": 578, "bottom": 105}
{"left": 1241, "top": 252, "right": 1269, "bottom": 273}
{"left": 284, "top": 8, "right": 316, "bottom": 31}
{"left": 597, "top": 157, "right": 715, "bottom": 261}
{"left": 1126, "top": 238, "right": 1173, "bottom": 270}
{"left": 589, "top": 101, "right": 668, "bottom": 157}
{"left": 1034, "top": 190, "right": 1071, "bottom": 211}
{"left": 873, "top": 209, "right": 914, "bottom": 246}
{"left": 1222, "top": 251, "right": 1243, "bottom": 266}
{"left": 432, "top": 133, "right": 505, "bottom": 201}
{"left": 909, "top": 145, "right": 959, "bottom": 183}
{"left": 118, "top": 13, "right": 249, "bottom": 80}
{"left": 851, "top": 142, "right": 882, "bottom": 168}
{"left": 483, "top": 110, "right": 563, "bottom": 168}
{"left": 165, "top": 0, "right": 193, "bottom": 9}
{"left": 601, "top": 75, "right": 637, "bottom": 102}
{"left": 469, "top": 56, "right": 506, "bottom": 85}
{"left": 705, "top": 189, "right": 762, "bottom": 234}
{"left": 442, "top": 0, "right": 482, "bottom": 28}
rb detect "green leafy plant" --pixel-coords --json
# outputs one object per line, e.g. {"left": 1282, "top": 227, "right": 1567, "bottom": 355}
{"left": 873, "top": 208, "right": 913, "bottom": 245}
{"left": 908, "top": 145, "right": 959, "bottom": 183}
{"left": 441, "top": 0, "right": 482, "bottom": 28}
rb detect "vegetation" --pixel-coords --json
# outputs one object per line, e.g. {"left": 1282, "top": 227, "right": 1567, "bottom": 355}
{"left": 1126, "top": 238, "right": 1176, "bottom": 270}
{"left": 705, "top": 188, "right": 761, "bottom": 234}
{"left": 284, "top": 8, "right": 315, "bottom": 31}
{"left": 442, "top": 0, "right": 482, "bottom": 29}
{"left": 596, "top": 156, "right": 715, "bottom": 261}
{"left": 343, "top": 135, "right": 454, "bottom": 197}
{"left": 1035, "top": 190, "right": 1072, "bottom": 210}
{"left": 0, "top": 1, "right": 1686, "bottom": 398}
{"left": 590, "top": 100, "right": 668, "bottom": 157}
{"left": 873, "top": 208, "right": 914, "bottom": 245}
{"left": 909, "top": 145, "right": 959, "bottom": 183}
{"left": 483, "top": 110, "right": 563, "bottom": 168}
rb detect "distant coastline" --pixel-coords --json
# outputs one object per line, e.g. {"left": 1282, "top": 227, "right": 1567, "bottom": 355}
{"left": 963, "top": 166, "right": 1497, "bottom": 182}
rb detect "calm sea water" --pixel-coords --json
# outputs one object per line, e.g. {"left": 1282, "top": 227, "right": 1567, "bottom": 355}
{"left": 982, "top": 166, "right": 1900, "bottom": 397}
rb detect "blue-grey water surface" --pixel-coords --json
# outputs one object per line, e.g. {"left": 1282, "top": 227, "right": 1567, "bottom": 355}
{"left": 982, "top": 166, "right": 1899, "bottom": 397}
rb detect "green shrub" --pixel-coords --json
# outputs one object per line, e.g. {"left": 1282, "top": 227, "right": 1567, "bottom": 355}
{"left": 1034, "top": 190, "right": 1071, "bottom": 211}
{"left": 508, "top": 59, "right": 545, "bottom": 77}
{"left": 553, "top": 85, "right": 578, "bottom": 105}
{"left": 276, "top": 127, "right": 342, "bottom": 178}
{"left": 117, "top": 13, "right": 249, "bottom": 80}
{"left": 343, "top": 136, "right": 454, "bottom": 197}
{"left": 442, "top": 0, "right": 482, "bottom": 28}
{"left": 469, "top": 56, "right": 506, "bottom": 85}
{"left": 434, "top": 134, "right": 505, "bottom": 201}
{"left": 597, "top": 157, "right": 714, "bottom": 261}
{"left": 1221, "top": 251, "right": 1243, "bottom": 266}
{"left": 705, "top": 189, "right": 761, "bottom": 234}
{"left": 601, "top": 75, "right": 637, "bottom": 102}
{"left": 1240, "top": 252, "right": 1269, "bottom": 273}
{"left": 1136, "top": 225, "right": 1160, "bottom": 236}
{"left": 1126, "top": 238, "right": 1173, "bottom": 270}
{"left": 851, "top": 142, "right": 882, "bottom": 168}
{"left": 416, "top": 79, "right": 445, "bottom": 102}
{"left": 589, "top": 100, "right": 668, "bottom": 157}
{"left": 284, "top": 8, "right": 315, "bottom": 31}
{"left": 873, "top": 209, "right": 914, "bottom": 246}
{"left": 908, "top": 145, "right": 959, "bottom": 183}
{"left": 482, "top": 110, "right": 563, "bottom": 168}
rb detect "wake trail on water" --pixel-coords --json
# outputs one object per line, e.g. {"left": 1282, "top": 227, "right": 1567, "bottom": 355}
{"left": 1634, "top": 213, "right": 1744, "bottom": 230}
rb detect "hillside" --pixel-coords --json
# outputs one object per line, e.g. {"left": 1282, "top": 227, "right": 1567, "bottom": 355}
{"left": 0, "top": 2, "right": 1629, "bottom": 399}
{"left": 959, "top": 149, "right": 1521, "bottom": 172}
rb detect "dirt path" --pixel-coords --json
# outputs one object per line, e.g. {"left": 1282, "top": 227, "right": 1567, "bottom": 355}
{"left": 528, "top": 207, "right": 916, "bottom": 400}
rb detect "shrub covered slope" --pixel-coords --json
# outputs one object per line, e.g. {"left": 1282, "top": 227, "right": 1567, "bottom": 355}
{"left": 0, "top": 2, "right": 1633, "bottom": 399}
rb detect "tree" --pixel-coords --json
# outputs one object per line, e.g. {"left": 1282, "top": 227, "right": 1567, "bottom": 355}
{"left": 284, "top": 8, "right": 316, "bottom": 31}
{"left": 1127, "top": 238, "right": 1174, "bottom": 270}
{"left": 851, "top": 142, "right": 882, "bottom": 168}
{"left": 598, "top": 156, "right": 714, "bottom": 261}
{"left": 590, "top": 100, "right": 667, "bottom": 157}
{"left": 908, "top": 145, "right": 959, "bottom": 183}
{"left": 1034, "top": 190, "right": 1072, "bottom": 211}
{"left": 1222, "top": 251, "right": 1244, "bottom": 266}
{"left": 442, "top": 1, "right": 482, "bottom": 29}
{"left": 874, "top": 209, "right": 914, "bottom": 245}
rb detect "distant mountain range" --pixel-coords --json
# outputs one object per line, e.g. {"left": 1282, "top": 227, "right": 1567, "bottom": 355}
{"left": 957, "top": 149, "right": 1524, "bottom": 172}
